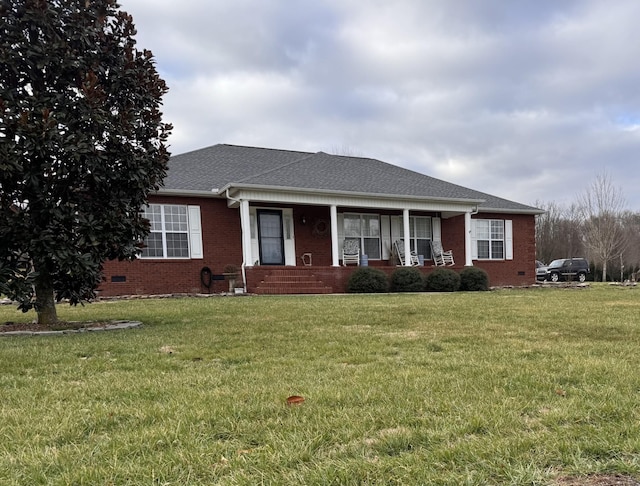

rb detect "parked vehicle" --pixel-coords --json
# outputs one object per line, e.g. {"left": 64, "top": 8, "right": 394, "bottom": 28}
{"left": 544, "top": 258, "right": 590, "bottom": 283}
{"left": 535, "top": 260, "right": 548, "bottom": 281}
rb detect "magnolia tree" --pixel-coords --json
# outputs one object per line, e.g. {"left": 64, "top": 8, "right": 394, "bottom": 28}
{"left": 0, "top": 0, "right": 172, "bottom": 324}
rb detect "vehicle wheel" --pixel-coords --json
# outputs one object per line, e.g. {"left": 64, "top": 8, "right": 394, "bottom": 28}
{"left": 550, "top": 272, "right": 560, "bottom": 282}
{"left": 577, "top": 272, "right": 586, "bottom": 283}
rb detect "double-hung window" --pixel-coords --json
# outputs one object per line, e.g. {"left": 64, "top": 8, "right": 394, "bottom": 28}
{"left": 392, "top": 216, "right": 433, "bottom": 259}
{"left": 409, "top": 216, "right": 432, "bottom": 259}
{"left": 141, "top": 204, "right": 202, "bottom": 259}
{"left": 475, "top": 219, "right": 505, "bottom": 259}
{"left": 344, "top": 213, "right": 381, "bottom": 259}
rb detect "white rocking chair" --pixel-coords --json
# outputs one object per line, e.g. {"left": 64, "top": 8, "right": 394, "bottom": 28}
{"left": 394, "top": 239, "right": 419, "bottom": 266}
{"left": 342, "top": 239, "right": 360, "bottom": 266}
{"left": 431, "top": 240, "right": 454, "bottom": 266}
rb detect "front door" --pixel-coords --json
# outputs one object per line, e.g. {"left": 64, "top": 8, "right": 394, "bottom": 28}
{"left": 257, "top": 210, "right": 285, "bottom": 265}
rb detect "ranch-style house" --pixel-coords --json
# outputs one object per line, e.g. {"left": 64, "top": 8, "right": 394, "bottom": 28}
{"left": 99, "top": 144, "right": 542, "bottom": 296}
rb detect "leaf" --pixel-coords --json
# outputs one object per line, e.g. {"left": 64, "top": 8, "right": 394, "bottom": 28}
{"left": 286, "top": 395, "right": 305, "bottom": 406}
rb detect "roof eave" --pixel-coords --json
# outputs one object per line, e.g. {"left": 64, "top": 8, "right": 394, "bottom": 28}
{"left": 156, "top": 185, "right": 542, "bottom": 214}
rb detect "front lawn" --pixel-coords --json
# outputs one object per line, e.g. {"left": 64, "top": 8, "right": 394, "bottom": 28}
{"left": 1, "top": 286, "right": 639, "bottom": 485}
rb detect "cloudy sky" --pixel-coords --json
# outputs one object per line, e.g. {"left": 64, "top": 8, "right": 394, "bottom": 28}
{"left": 121, "top": 0, "right": 640, "bottom": 209}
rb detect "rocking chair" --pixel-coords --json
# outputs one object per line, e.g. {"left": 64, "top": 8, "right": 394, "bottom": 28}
{"left": 394, "top": 239, "right": 419, "bottom": 266}
{"left": 431, "top": 240, "right": 454, "bottom": 266}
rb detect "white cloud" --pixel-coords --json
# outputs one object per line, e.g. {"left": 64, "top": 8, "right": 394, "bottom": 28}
{"left": 123, "top": 0, "right": 640, "bottom": 209}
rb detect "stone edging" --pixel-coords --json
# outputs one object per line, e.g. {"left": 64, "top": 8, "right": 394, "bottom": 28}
{"left": 1, "top": 293, "right": 247, "bottom": 306}
{"left": 0, "top": 320, "right": 142, "bottom": 337}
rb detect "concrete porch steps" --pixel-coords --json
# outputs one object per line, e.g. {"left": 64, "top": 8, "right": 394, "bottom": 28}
{"left": 255, "top": 269, "right": 333, "bottom": 295}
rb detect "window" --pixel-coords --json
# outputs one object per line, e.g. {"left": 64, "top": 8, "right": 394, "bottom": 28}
{"left": 344, "top": 213, "right": 381, "bottom": 259}
{"left": 141, "top": 204, "right": 199, "bottom": 258}
{"left": 406, "top": 216, "right": 432, "bottom": 259}
{"left": 393, "top": 216, "right": 433, "bottom": 259}
{"left": 475, "top": 220, "right": 505, "bottom": 259}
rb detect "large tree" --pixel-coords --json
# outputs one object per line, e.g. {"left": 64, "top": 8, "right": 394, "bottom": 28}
{"left": 0, "top": 0, "right": 171, "bottom": 324}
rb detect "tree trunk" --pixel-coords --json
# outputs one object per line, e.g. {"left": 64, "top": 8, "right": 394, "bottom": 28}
{"left": 35, "top": 273, "right": 58, "bottom": 325}
{"left": 602, "top": 260, "right": 608, "bottom": 283}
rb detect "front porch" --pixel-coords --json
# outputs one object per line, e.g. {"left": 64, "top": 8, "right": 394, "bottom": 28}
{"left": 236, "top": 199, "right": 476, "bottom": 271}
{"left": 232, "top": 194, "right": 481, "bottom": 294}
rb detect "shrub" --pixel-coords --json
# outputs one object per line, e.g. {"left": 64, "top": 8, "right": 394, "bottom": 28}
{"left": 424, "top": 268, "right": 460, "bottom": 292}
{"left": 390, "top": 267, "right": 424, "bottom": 292}
{"left": 459, "top": 267, "right": 490, "bottom": 291}
{"left": 346, "top": 267, "right": 389, "bottom": 293}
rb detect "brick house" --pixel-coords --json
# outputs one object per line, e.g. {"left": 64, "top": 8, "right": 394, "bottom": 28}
{"left": 100, "top": 144, "right": 542, "bottom": 296}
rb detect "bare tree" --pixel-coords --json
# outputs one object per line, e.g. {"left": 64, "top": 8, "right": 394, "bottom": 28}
{"left": 328, "top": 145, "right": 365, "bottom": 157}
{"left": 535, "top": 200, "right": 563, "bottom": 263}
{"left": 619, "top": 211, "right": 640, "bottom": 280}
{"left": 577, "top": 173, "right": 627, "bottom": 282}
{"left": 535, "top": 201, "right": 586, "bottom": 263}
{"left": 561, "top": 203, "right": 586, "bottom": 259}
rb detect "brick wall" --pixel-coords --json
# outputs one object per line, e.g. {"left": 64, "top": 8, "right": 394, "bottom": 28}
{"left": 99, "top": 195, "right": 243, "bottom": 296}
{"left": 100, "top": 199, "right": 537, "bottom": 296}
{"left": 291, "top": 206, "right": 333, "bottom": 266}
{"left": 441, "top": 212, "right": 537, "bottom": 287}
{"left": 474, "top": 213, "right": 537, "bottom": 287}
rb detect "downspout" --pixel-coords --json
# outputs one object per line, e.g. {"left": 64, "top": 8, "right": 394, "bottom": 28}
{"left": 226, "top": 188, "right": 248, "bottom": 293}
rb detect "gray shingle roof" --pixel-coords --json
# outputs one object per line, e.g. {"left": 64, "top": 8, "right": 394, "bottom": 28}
{"left": 163, "top": 144, "right": 540, "bottom": 213}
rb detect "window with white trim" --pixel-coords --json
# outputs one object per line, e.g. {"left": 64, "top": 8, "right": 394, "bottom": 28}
{"left": 476, "top": 219, "right": 505, "bottom": 259}
{"left": 404, "top": 216, "right": 432, "bottom": 259}
{"left": 141, "top": 204, "right": 193, "bottom": 258}
{"left": 344, "top": 213, "right": 381, "bottom": 259}
{"left": 390, "top": 215, "right": 435, "bottom": 260}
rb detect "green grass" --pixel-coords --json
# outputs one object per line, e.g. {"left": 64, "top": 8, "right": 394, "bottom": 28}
{"left": 1, "top": 286, "right": 639, "bottom": 485}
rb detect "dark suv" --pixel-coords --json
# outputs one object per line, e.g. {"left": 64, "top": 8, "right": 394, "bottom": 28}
{"left": 545, "top": 258, "right": 590, "bottom": 283}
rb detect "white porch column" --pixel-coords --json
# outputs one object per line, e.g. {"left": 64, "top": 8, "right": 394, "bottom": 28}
{"left": 464, "top": 210, "right": 473, "bottom": 266}
{"left": 240, "top": 199, "right": 253, "bottom": 267}
{"left": 402, "top": 208, "right": 411, "bottom": 266}
{"left": 330, "top": 205, "right": 339, "bottom": 266}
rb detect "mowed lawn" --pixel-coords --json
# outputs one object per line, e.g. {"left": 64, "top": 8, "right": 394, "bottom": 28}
{"left": 1, "top": 286, "right": 639, "bottom": 485}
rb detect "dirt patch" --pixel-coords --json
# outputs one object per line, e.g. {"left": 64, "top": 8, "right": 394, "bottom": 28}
{"left": 554, "top": 474, "right": 640, "bottom": 486}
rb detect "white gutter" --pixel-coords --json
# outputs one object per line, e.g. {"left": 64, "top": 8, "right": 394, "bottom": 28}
{"left": 476, "top": 207, "right": 544, "bottom": 215}
{"left": 155, "top": 188, "right": 222, "bottom": 197}
{"left": 221, "top": 183, "right": 486, "bottom": 206}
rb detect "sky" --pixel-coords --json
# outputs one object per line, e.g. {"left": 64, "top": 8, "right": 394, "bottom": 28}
{"left": 121, "top": 0, "right": 640, "bottom": 210}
